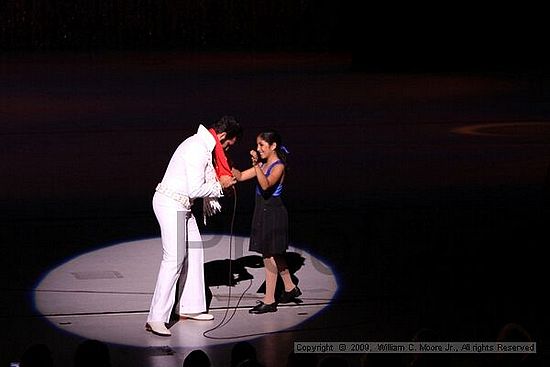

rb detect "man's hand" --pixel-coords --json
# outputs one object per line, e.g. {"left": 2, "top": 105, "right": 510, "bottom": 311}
{"left": 219, "top": 175, "right": 237, "bottom": 189}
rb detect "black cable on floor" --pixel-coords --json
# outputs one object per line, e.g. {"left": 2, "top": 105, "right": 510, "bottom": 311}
{"left": 203, "top": 186, "right": 252, "bottom": 338}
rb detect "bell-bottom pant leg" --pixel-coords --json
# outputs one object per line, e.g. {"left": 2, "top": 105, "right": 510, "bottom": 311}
{"left": 147, "top": 194, "right": 207, "bottom": 323}
{"left": 177, "top": 214, "right": 207, "bottom": 315}
{"left": 148, "top": 195, "right": 187, "bottom": 323}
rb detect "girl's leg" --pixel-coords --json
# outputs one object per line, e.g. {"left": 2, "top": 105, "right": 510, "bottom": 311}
{"left": 263, "top": 256, "right": 278, "bottom": 304}
{"left": 274, "top": 254, "right": 296, "bottom": 291}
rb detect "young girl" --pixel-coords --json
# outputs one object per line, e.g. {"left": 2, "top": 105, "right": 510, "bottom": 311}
{"left": 232, "top": 130, "right": 301, "bottom": 314}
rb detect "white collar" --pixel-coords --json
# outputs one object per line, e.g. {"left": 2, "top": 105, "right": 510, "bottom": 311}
{"left": 197, "top": 124, "right": 216, "bottom": 151}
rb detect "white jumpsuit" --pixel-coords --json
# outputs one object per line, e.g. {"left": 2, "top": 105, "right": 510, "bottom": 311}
{"left": 147, "top": 124, "right": 223, "bottom": 323}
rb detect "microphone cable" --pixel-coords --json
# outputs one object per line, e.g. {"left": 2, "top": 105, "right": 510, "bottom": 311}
{"left": 203, "top": 185, "right": 252, "bottom": 338}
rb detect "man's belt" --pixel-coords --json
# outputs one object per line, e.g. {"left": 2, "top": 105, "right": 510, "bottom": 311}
{"left": 155, "top": 183, "right": 192, "bottom": 209}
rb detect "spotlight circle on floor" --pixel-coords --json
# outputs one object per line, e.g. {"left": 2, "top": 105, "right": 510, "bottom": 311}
{"left": 34, "top": 235, "right": 338, "bottom": 347}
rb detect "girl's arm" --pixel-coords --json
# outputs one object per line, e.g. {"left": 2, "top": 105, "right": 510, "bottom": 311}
{"left": 231, "top": 149, "right": 261, "bottom": 182}
{"left": 254, "top": 163, "right": 284, "bottom": 191}
{"left": 232, "top": 166, "right": 256, "bottom": 182}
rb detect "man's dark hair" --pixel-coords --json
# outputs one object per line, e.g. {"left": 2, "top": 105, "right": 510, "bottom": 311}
{"left": 209, "top": 115, "right": 243, "bottom": 140}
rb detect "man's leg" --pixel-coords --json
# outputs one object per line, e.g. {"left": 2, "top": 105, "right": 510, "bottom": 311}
{"left": 178, "top": 214, "right": 207, "bottom": 314}
{"left": 148, "top": 200, "right": 188, "bottom": 323}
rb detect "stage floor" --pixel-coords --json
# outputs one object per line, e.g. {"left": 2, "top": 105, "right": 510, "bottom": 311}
{"left": 30, "top": 236, "right": 337, "bottom": 366}
{"left": 1, "top": 52, "right": 548, "bottom": 367}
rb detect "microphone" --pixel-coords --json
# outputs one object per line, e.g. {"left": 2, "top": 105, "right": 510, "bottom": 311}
{"left": 250, "top": 149, "right": 259, "bottom": 165}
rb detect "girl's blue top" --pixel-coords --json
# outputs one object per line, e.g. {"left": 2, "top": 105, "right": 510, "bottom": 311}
{"left": 255, "top": 159, "right": 284, "bottom": 197}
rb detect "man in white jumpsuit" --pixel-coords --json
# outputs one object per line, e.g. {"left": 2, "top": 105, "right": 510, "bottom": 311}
{"left": 146, "top": 116, "right": 242, "bottom": 336}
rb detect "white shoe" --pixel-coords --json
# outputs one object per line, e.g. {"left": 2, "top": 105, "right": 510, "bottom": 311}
{"left": 180, "top": 312, "right": 214, "bottom": 321}
{"left": 145, "top": 321, "right": 171, "bottom": 336}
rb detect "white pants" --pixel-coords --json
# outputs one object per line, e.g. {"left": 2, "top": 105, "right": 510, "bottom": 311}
{"left": 147, "top": 193, "right": 206, "bottom": 323}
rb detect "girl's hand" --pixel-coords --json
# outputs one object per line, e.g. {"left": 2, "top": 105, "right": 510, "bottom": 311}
{"left": 250, "top": 150, "right": 259, "bottom": 166}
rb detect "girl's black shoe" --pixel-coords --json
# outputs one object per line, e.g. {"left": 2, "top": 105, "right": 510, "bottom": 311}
{"left": 279, "top": 286, "right": 302, "bottom": 303}
{"left": 249, "top": 301, "right": 277, "bottom": 314}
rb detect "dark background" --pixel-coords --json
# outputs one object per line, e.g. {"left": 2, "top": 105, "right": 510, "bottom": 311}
{"left": 2, "top": 2, "right": 549, "bottom": 366}
{"left": 2, "top": 1, "right": 548, "bottom": 71}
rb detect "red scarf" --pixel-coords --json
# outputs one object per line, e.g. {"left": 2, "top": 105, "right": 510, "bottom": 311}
{"left": 208, "top": 128, "right": 232, "bottom": 178}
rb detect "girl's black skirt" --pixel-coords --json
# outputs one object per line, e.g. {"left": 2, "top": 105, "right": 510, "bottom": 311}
{"left": 249, "top": 195, "right": 289, "bottom": 256}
